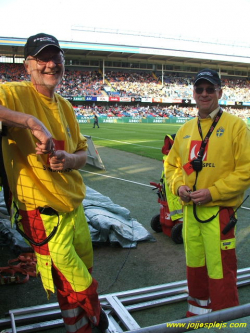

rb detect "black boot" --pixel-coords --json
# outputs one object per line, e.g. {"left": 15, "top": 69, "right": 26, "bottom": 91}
{"left": 95, "top": 308, "right": 109, "bottom": 332}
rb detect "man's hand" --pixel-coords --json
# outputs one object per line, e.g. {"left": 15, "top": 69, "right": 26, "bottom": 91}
{"left": 49, "top": 150, "right": 87, "bottom": 171}
{"left": 49, "top": 150, "right": 72, "bottom": 170}
{"left": 32, "top": 125, "right": 54, "bottom": 155}
{"left": 190, "top": 189, "right": 212, "bottom": 205}
{"left": 178, "top": 185, "right": 192, "bottom": 202}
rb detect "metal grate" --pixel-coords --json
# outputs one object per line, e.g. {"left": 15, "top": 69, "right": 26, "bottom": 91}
{"left": 0, "top": 267, "right": 250, "bottom": 333}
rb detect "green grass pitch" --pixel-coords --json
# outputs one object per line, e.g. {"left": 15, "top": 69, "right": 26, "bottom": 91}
{"left": 80, "top": 123, "right": 182, "bottom": 161}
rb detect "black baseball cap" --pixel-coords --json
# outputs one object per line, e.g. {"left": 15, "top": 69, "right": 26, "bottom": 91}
{"left": 24, "top": 33, "right": 64, "bottom": 59}
{"left": 194, "top": 68, "right": 221, "bottom": 86}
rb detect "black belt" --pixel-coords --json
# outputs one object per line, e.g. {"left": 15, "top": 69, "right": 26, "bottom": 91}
{"left": 14, "top": 203, "right": 60, "bottom": 246}
{"left": 38, "top": 207, "right": 58, "bottom": 216}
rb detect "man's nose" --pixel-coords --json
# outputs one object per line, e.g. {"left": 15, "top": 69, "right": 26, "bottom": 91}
{"left": 201, "top": 88, "right": 208, "bottom": 96}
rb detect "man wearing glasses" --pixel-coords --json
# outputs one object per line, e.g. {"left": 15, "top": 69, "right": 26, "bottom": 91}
{"left": 165, "top": 68, "right": 250, "bottom": 316}
{"left": 0, "top": 33, "right": 108, "bottom": 333}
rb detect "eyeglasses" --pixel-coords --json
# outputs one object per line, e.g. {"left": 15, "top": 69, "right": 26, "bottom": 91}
{"left": 27, "top": 54, "right": 65, "bottom": 65}
{"left": 194, "top": 86, "right": 221, "bottom": 94}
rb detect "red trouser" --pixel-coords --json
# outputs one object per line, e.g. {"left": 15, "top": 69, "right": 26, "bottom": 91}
{"left": 183, "top": 205, "right": 239, "bottom": 317}
{"left": 18, "top": 205, "right": 101, "bottom": 333}
{"left": 52, "top": 265, "right": 100, "bottom": 333}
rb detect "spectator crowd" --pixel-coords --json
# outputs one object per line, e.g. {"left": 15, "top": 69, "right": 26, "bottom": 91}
{"left": 74, "top": 104, "right": 250, "bottom": 120}
{"left": 1, "top": 63, "right": 250, "bottom": 119}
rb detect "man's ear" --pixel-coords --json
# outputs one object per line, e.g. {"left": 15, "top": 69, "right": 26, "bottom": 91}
{"left": 23, "top": 59, "right": 31, "bottom": 75}
{"left": 218, "top": 88, "right": 223, "bottom": 99}
{"left": 193, "top": 88, "right": 196, "bottom": 100}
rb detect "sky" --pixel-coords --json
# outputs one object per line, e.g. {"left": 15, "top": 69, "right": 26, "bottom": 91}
{"left": 1, "top": 0, "right": 250, "bottom": 46}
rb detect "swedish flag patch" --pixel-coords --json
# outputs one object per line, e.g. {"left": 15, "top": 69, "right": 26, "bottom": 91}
{"left": 216, "top": 127, "right": 225, "bottom": 137}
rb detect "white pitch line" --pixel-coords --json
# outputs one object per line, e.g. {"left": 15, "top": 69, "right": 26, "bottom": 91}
{"left": 242, "top": 206, "right": 250, "bottom": 210}
{"left": 81, "top": 169, "right": 154, "bottom": 187}
{"left": 91, "top": 136, "right": 161, "bottom": 150}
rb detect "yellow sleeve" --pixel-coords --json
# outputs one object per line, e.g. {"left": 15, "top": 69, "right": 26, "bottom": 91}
{"left": 76, "top": 133, "right": 88, "bottom": 152}
{"left": 164, "top": 134, "right": 184, "bottom": 196}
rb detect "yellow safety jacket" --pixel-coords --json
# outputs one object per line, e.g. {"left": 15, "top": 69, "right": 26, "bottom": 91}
{"left": 0, "top": 81, "right": 87, "bottom": 213}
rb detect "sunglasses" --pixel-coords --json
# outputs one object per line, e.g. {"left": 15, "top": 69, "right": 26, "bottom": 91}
{"left": 194, "top": 86, "right": 220, "bottom": 94}
{"left": 27, "top": 54, "right": 65, "bottom": 65}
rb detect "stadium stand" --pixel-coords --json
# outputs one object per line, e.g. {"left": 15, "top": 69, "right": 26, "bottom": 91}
{"left": 0, "top": 64, "right": 250, "bottom": 119}
{"left": 56, "top": 69, "right": 105, "bottom": 97}
{"left": 0, "top": 63, "right": 29, "bottom": 82}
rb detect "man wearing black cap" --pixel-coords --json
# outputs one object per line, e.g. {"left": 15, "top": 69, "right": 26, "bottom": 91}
{"left": 165, "top": 68, "right": 250, "bottom": 316}
{"left": 0, "top": 33, "right": 108, "bottom": 332}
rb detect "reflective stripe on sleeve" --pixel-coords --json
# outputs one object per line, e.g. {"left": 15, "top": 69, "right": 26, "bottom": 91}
{"left": 170, "top": 210, "right": 183, "bottom": 217}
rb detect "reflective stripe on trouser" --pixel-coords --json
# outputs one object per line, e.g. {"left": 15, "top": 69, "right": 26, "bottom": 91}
{"left": 183, "top": 205, "right": 239, "bottom": 316}
{"left": 61, "top": 307, "right": 89, "bottom": 333}
{"left": 18, "top": 204, "right": 101, "bottom": 332}
{"left": 52, "top": 263, "right": 101, "bottom": 332}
